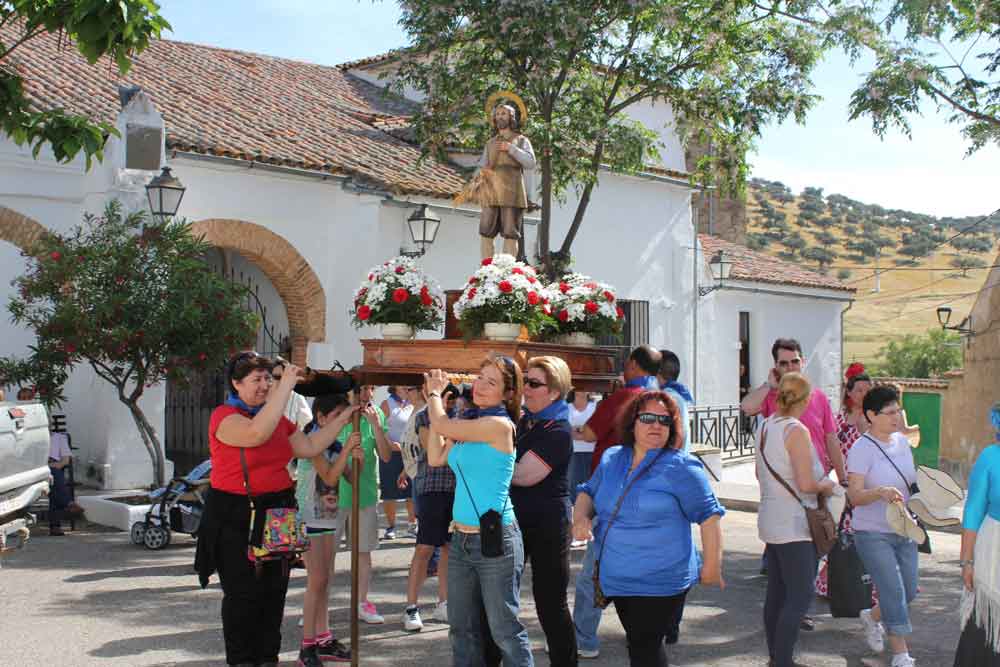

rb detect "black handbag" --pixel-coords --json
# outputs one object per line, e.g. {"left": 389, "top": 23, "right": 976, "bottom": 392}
{"left": 455, "top": 461, "right": 508, "bottom": 558}
{"left": 828, "top": 513, "right": 874, "bottom": 618}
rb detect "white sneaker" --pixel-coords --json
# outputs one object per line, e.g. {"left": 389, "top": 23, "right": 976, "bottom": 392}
{"left": 890, "top": 653, "right": 915, "bottom": 667}
{"left": 578, "top": 648, "right": 600, "bottom": 659}
{"left": 860, "top": 608, "right": 885, "bottom": 653}
{"left": 431, "top": 599, "right": 448, "bottom": 622}
{"left": 359, "top": 600, "right": 384, "bottom": 624}
{"left": 403, "top": 606, "right": 423, "bottom": 632}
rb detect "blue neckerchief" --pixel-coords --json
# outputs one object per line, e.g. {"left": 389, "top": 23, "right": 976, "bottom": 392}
{"left": 522, "top": 399, "right": 569, "bottom": 422}
{"left": 461, "top": 405, "right": 510, "bottom": 420}
{"left": 225, "top": 393, "right": 264, "bottom": 416}
{"left": 662, "top": 380, "right": 694, "bottom": 404}
{"left": 625, "top": 375, "right": 658, "bottom": 390}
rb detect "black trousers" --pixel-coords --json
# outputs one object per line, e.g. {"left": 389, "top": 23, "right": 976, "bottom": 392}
{"left": 612, "top": 591, "right": 690, "bottom": 667}
{"left": 48, "top": 465, "right": 71, "bottom": 528}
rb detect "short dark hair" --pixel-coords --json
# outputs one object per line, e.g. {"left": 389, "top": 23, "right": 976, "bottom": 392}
{"left": 227, "top": 351, "right": 274, "bottom": 393}
{"left": 619, "top": 390, "right": 683, "bottom": 450}
{"left": 629, "top": 345, "right": 662, "bottom": 376}
{"left": 863, "top": 385, "right": 900, "bottom": 420}
{"left": 313, "top": 393, "right": 350, "bottom": 418}
{"left": 658, "top": 349, "right": 681, "bottom": 383}
{"left": 771, "top": 338, "right": 803, "bottom": 362}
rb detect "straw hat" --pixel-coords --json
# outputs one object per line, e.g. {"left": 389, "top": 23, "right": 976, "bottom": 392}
{"left": 886, "top": 502, "right": 927, "bottom": 544}
{"left": 906, "top": 465, "right": 964, "bottom": 527}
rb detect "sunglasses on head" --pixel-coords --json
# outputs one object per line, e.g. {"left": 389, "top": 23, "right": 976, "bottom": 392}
{"left": 524, "top": 378, "right": 547, "bottom": 389}
{"left": 637, "top": 412, "right": 673, "bottom": 426}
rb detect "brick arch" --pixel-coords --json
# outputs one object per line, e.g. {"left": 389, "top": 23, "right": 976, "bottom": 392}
{"left": 190, "top": 219, "right": 326, "bottom": 364}
{"left": 0, "top": 205, "right": 49, "bottom": 253}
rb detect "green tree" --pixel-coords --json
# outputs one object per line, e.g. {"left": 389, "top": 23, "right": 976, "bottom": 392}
{"left": 814, "top": 229, "right": 838, "bottom": 245}
{"left": 0, "top": 1, "right": 170, "bottom": 168}
{"left": 393, "top": 0, "right": 823, "bottom": 275}
{"left": 952, "top": 235, "right": 995, "bottom": 253}
{"left": 950, "top": 254, "right": 989, "bottom": 274}
{"left": 873, "top": 328, "right": 963, "bottom": 378}
{"left": 802, "top": 245, "right": 838, "bottom": 269}
{"left": 0, "top": 201, "right": 258, "bottom": 486}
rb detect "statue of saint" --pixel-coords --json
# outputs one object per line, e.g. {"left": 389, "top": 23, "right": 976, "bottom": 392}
{"left": 460, "top": 94, "right": 535, "bottom": 260}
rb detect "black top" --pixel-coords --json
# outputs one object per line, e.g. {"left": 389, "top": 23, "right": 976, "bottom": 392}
{"left": 510, "top": 416, "right": 573, "bottom": 523}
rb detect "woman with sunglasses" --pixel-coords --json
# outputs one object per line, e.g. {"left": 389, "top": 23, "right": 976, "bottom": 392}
{"left": 424, "top": 355, "right": 533, "bottom": 667}
{"left": 573, "top": 390, "right": 725, "bottom": 667}
{"left": 195, "top": 351, "right": 359, "bottom": 667}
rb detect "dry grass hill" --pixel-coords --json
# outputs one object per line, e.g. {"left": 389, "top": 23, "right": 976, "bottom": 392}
{"left": 745, "top": 179, "right": 1000, "bottom": 366}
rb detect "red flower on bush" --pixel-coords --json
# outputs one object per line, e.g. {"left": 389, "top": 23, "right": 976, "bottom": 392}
{"left": 559, "top": 282, "right": 570, "bottom": 294}
{"left": 558, "top": 310, "right": 569, "bottom": 322}
{"left": 585, "top": 301, "right": 599, "bottom": 314}
{"left": 357, "top": 305, "right": 372, "bottom": 321}
{"left": 467, "top": 287, "right": 477, "bottom": 299}
{"left": 481, "top": 257, "right": 493, "bottom": 266}
{"left": 392, "top": 288, "right": 409, "bottom": 303}
{"left": 616, "top": 306, "right": 625, "bottom": 318}
{"left": 395, "top": 266, "right": 406, "bottom": 275}
{"left": 603, "top": 290, "right": 615, "bottom": 302}
{"left": 50, "top": 251, "right": 61, "bottom": 261}
{"left": 526, "top": 291, "right": 540, "bottom": 305}
{"left": 498, "top": 280, "right": 513, "bottom": 293}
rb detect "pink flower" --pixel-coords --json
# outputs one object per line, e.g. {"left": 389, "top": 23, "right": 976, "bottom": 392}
{"left": 498, "top": 280, "right": 513, "bottom": 293}
{"left": 584, "top": 281, "right": 598, "bottom": 289}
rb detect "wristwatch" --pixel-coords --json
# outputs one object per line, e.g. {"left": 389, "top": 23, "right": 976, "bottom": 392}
{"left": 959, "top": 559, "right": 974, "bottom": 568}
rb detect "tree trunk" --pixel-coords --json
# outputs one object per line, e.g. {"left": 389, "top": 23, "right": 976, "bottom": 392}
{"left": 124, "top": 398, "right": 165, "bottom": 488}
{"left": 539, "top": 151, "right": 554, "bottom": 278}
{"left": 559, "top": 140, "right": 605, "bottom": 257}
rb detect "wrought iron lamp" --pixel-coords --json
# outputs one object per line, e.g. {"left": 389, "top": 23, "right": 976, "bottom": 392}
{"left": 936, "top": 306, "right": 974, "bottom": 336}
{"left": 145, "top": 166, "right": 186, "bottom": 224}
{"left": 698, "top": 250, "right": 733, "bottom": 297}
{"left": 400, "top": 204, "right": 441, "bottom": 258}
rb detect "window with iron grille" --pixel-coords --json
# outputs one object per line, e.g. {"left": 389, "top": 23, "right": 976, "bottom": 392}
{"left": 596, "top": 299, "right": 650, "bottom": 372}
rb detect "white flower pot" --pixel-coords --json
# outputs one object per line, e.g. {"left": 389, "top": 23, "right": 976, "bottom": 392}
{"left": 558, "top": 332, "right": 596, "bottom": 346}
{"left": 483, "top": 322, "right": 522, "bottom": 341}
{"left": 381, "top": 323, "right": 415, "bottom": 340}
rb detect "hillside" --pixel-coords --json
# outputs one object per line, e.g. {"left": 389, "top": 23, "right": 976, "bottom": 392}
{"left": 746, "top": 179, "right": 1000, "bottom": 366}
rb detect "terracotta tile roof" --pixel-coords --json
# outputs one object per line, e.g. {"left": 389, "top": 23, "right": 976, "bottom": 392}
{"left": 872, "top": 376, "right": 951, "bottom": 390}
{"left": 1, "top": 28, "right": 467, "bottom": 198}
{"left": 338, "top": 49, "right": 409, "bottom": 71}
{"left": 699, "top": 234, "right": 855, "bottom": 293}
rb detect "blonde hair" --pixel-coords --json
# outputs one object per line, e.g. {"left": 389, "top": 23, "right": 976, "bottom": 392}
{"left": 526, "top": 355, "right": 572, "bottom": 399}
{"left": 776, "top": 372, "right": 811, "bottom": 413}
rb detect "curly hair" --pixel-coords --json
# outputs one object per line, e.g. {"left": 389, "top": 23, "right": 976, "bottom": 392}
{"left": 619, "top": 390, "right": 684, "bottom": 450}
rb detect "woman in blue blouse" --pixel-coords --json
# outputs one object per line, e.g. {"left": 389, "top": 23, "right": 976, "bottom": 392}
{"left": 424, "top": 356, "right": 533, "bottom": 667}
{"left": 572, "top": 390, "right": 725, "bottom": 667}
{"left": 954, "top": 402, "right": 1000, "bottom": 666}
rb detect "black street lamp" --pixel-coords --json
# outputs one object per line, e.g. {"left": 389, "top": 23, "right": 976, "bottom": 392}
{"left": 145, "top": 166, "right": 186, "bottom": 224}
{"left": 699, "top": 250, "right": 734, "bottom": 297}
{"left": 936, "top": 306, "right": 974, "bottom": 336}
{"left": 400, "top": 204, "right": 441, "bottom": 257}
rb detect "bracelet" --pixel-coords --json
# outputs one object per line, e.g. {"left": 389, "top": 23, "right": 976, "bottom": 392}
{"left": 959, "top": 559, "right": 974, "bottom": 568}
{"left": 427, "top": 392, "right": 442, "bottom": 399}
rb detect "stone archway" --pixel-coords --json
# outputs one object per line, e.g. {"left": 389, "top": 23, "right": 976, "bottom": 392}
{"left": 0, "top": 205, "right": 49, "bottom": 253}
{"left": 190, "top": 219, "right": 326, "bottom": 365}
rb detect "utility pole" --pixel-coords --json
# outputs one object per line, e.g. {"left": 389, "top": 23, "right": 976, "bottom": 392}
{"left": 871, "top": 249, "right": 882, "bottom": 293}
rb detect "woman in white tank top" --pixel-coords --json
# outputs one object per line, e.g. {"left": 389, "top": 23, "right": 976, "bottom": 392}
{"left": 756, "top": 373, "right": 837, "bottom": 667}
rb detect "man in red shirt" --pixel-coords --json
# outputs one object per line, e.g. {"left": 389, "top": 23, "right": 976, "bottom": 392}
{"left": 576, "top": 345, "right": 662, "bottom": 472}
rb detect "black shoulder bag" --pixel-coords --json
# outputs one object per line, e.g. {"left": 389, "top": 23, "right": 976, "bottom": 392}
{"left": 862, "top": 435, "right": 931, "bottom": 554}
{"left": 592, "top": 446, "right": 669, "bottom": 608}
{"left": 455, "top": 460, "right": 509, "bottom": 557}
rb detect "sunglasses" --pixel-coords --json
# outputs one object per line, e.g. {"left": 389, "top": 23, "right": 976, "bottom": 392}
{"left": 524, "top": 378, "right": 547, "bottom": 389}
{"left": 637, "top": 412, "right": 673, "bottom": 426}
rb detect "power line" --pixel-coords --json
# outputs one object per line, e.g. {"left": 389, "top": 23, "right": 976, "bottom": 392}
{"left": 854, "top": 275, "right": 954, "bottom": 303}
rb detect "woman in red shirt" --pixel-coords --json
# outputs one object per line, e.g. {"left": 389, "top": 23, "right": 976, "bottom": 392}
{"left": 195, "top": 351, "right": 358, "bottom": 667}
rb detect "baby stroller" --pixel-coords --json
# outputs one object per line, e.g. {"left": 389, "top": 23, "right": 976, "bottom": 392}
{"left": 130, "top": 460, "right": 211, "bottom": 550}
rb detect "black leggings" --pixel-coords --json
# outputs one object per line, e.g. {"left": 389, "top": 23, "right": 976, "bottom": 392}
{"left": 613, "top": 591, "right": 690, "bottom": 667}
{"left": 764, "top": 541, "right": 818, "bottom": 667}
{"left": 522, "top": 513, "right": 577, "bottom": 667}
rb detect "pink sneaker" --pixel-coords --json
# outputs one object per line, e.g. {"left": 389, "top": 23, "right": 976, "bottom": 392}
{"left": 359, "top": 600, "right": 384, "bottom": 624}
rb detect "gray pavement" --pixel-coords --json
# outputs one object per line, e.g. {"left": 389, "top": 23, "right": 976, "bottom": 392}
{"left": 0, "top": 510, "right": 965, "bottom": 666}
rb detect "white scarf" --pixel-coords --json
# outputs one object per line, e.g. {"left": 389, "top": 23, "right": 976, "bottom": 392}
{"left": 961, "top": 515, "right": 1000, "bottom": 653}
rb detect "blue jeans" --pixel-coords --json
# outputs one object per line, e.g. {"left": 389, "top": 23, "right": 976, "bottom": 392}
{"left": 569, "top": 453, "right": 592, "bottom": 503}
{"left": 573, "top": 539, "right": 603, "bottom": 652}
{"left": 447, "top": 523, "right": 533, "bottom": 667}
{"left": 854, "top": 530, "right": 919, "bottom": 636}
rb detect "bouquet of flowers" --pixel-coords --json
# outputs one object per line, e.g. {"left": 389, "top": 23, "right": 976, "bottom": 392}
{"left": 453, "top": 254, "right": 555, "bottom": 338}
{"left": 547, "top": 272, "right": 624, "bottom": 340}
{"left": 350, "top": 256, "right": 444, "bottom": 331}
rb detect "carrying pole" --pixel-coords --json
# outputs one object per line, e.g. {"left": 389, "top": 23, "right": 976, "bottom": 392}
{"left": 350, "top": 409, "right": 361, "bottom": 667}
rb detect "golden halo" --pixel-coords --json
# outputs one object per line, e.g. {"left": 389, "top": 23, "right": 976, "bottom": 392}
{"left": 485, "top": 90, "right": 528, "bottom": 127}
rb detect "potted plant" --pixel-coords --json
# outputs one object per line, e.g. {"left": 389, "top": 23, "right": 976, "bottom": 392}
{"left": 351, "top": 256, "right": 444, "bottom": 339}
{"left": 453, "top": 254, "right": 554, "bottom": 341}
{"left": 547, "top": 273, "right": 624, "bottom": 345}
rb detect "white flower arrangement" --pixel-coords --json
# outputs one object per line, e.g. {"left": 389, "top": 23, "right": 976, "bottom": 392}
{"left": 452, "top": 254, "right": 555, "bottom": 338}
{"left": 351, "top": 256, "right": 444, "bottom": 331}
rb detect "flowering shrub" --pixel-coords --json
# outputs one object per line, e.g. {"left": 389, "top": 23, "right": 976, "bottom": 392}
{"left": 351, "top": 256, "right": 444, "bottom": 331}
{"left": 453, "top": 254, "right": 554, "bottom": 338}
{"left": 547, "top": 273, "right": 624, "bottom": 340}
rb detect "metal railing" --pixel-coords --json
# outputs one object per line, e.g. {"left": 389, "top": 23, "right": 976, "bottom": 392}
{"left": 689, "top": 404, "right": 758, "bottom": 460}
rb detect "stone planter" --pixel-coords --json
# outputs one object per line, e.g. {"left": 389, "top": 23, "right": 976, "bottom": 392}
{"left": 558, "top": 332, "right": 596, "bottom": 346}
{"left": 381, "top": 323, "right": 415, "bottom": 340}
{"left": 483, "top": 322, "right": 522, "bottom": 341}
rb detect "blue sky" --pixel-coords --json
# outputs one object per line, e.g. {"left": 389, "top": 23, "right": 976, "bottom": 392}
{"left": 160, "top": 0, "right": 999, "bottom": 218}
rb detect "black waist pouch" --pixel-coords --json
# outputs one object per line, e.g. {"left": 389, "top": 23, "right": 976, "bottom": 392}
{"left": 480, "top": 508, "right": 504, "bottom": 557}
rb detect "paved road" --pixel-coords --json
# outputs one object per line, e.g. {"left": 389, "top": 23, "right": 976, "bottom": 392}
{"left": 0, "top": 510, "right": 965, "bottom": 666}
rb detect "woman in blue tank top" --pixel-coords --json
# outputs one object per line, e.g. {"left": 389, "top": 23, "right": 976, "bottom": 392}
{"left": 424, "top": 354, "right": 533, "bottom": 667}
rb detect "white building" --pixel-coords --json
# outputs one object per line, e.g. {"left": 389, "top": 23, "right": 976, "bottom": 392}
{"left": 0, "top": 31, "right": 853, "bottom": 488}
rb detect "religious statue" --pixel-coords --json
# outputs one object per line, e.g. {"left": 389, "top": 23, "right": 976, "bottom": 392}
{"left": 457, "top": 92, "right": 536, "bottom": 260}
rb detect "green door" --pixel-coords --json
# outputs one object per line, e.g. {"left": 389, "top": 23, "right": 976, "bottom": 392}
{"left": 901, "top": 392, "right": 942, "bottom": 469}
